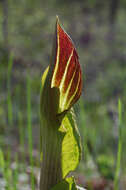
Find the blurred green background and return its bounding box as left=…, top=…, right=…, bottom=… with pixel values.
left=0, top=0, right=126, bottom=189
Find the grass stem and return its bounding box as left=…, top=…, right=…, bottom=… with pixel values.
left=114, top=99, right=123, bottom=190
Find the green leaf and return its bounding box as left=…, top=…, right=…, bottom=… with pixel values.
left=0, top=149, right=5, bottom=169
left=50, top=177, right=86, bottom=190
left=59, top=109, right=81, bottom=178
left=50, top=177, right=78, bottom=190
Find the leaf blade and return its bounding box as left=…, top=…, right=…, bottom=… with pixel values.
left=58, top=108, right=81, bottom=178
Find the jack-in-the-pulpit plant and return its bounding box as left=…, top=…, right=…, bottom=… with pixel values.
left=40, top=17, right=85, bottom=190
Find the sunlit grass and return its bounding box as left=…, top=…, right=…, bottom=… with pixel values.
left=18, top=111, right=25, bottom=165
left=114, top=99, right=123, bottom=190
left=27, top=75, right=35, bottom=190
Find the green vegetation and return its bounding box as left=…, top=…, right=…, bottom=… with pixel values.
left=114, top=100, right=123, bottom=190
left=0, top=0, right=126, bottom=189
left=40, top=18, right=83, bottom=190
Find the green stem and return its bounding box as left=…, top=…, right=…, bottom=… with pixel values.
left=40, top=120, right=63, bottom=190
left=114, top=99, right=122, bottom=190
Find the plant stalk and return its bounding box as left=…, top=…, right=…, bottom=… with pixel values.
left=40, top=118, right=63, bottom=190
